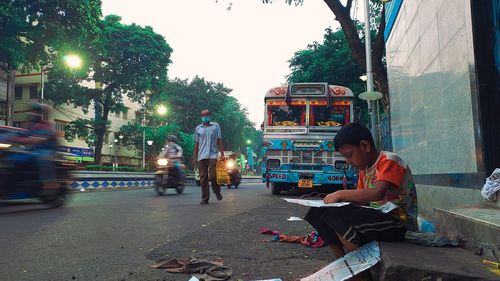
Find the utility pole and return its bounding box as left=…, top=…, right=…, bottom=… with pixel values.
left=363, top=0, right=377, bottom=143
left=142, top=95, right=146, bottom=169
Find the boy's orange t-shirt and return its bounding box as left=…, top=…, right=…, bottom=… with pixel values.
left=357, top=151, right=418, bottom=230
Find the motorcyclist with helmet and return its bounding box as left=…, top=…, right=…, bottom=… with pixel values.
left=6, top=103, right=58, bottom=189
left=161, top=135, right=185, bottom=184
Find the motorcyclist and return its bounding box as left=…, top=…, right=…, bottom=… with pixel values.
left=161, top=135, right=185, bottom=184
left=6, top=103, right=58, bottom=189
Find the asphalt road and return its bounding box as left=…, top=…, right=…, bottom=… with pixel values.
left=0, top=183, right=334, bottom=281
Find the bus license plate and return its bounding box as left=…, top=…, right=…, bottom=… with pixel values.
left=298, top=179, right=313, bottom=188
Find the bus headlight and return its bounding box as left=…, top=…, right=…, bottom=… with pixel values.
left=157, top=158, right=168, bottom=166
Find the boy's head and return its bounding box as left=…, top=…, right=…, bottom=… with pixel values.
left=333, top=122, right=377, bottom=170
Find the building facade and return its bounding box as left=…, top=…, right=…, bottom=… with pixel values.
left=385, top=0, right=500, bottom=211
left=13, top=70, right=142, bottom=166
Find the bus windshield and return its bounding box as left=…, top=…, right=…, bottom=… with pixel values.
left=267, top=101, right=306, bottom=126
left=309, top=100, right=350, bottom=126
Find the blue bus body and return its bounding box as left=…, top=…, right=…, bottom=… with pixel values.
left=261, top=83, right=357, bottom=194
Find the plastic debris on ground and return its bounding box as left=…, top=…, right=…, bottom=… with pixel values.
left=417, top=217, right=436, bottom=233
left=300, top=241, right=381, bottom=281
left=287, top=216, right=303, bottom=221
left=481, top=168, right=500, bottom=201
left=259, top=227, right=325, bottom=248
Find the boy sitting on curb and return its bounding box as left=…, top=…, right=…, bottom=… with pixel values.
left=305, top=122, right=418, bottom=258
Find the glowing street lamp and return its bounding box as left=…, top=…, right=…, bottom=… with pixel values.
left=147, top=140, right=154, bottom=146
left=246, top=139, right=252, bottom=145
left=64, top=54, right=82, bottom=69
left=157, top=105, right=167, bottom=116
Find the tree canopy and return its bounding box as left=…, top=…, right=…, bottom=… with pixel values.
left=0, top=0, right=102, bottom=70
left=130, top=76, right=262, bottom=168
left=45, top=15, right=173, bottom=164
left=287, top=26, right=368, bottom=123
left=263, top=0, right=389, bottom=113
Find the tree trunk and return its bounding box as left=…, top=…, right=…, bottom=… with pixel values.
left=93, top=94, right=111, bottom=165
left=323, top=0, right=390, bottom=114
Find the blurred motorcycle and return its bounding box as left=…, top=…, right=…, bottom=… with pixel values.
left=226, top=159, right=241, bottom=189
left=154, top=154, right=186, bottom=195
left=0, top=126, right=75, bottom=207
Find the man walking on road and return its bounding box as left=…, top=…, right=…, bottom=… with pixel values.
left=193, top=109, right=225, bottom=204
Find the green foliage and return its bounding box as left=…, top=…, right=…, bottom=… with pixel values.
left=45, top=15, right=173, bottom=164
left=287, top=27, right=369, bottom=123
left=63, top=118, right=98, bottom=148
left=147, top=77, right=262, bottom=158
left=85, top=165, right=146, bottom=172
left=0, top=0, right=102, bottom=70
left=151, top=76, right=229, bottom=133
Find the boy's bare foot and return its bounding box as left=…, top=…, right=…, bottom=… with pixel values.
left=329, top=244, right=346, bottom=259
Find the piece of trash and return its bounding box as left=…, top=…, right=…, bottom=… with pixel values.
left=192, top=249, right=197, bottom=252
left=481, top=168, right=500, bottom=201
left=80, top=188, right=86, bottom=192
left=251, top=279, right=282, bottom=281
left=188, top=276, right=200, bottom=281
left=287, top=216, right=303, bottom=221
left=301, top=241, right=381, bottom=281
left=483, top=259, right=500, bottom=268
left=201, top=224, right=207, bottom=227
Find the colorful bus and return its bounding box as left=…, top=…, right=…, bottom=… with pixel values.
left=261, top=83, right=356, bottom=194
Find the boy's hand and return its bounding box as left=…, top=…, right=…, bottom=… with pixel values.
left=323, top=192, right=341, bottom=204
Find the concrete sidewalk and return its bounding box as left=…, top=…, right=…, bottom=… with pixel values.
left=121, top=199, right=499, bottom=281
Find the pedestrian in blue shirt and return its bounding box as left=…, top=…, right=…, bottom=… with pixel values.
left=193, top=109, right=225, bottom=204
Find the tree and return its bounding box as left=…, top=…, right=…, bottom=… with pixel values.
left=148, top=76, right=262, bottom=163
left=151, top=76, right=229, bottom=133
left=287, top=26, right=369, bottom=123
left=45, top=15, right=173, bottom=164
left=264, top=0, right=389, bottom=113
left=0, top=0, right=101, bottom=70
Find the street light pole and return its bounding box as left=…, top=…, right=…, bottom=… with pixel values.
left=40, top=67, right=44, bottom=101
left=142, top=96, right=146, bottom=169
left=363, top=0, right=378, bottom=143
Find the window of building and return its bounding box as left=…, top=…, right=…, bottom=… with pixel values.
left=29, top=86, right=38, bottom=99
left=122, top=108, right=128, bottom=120
left=115, top=111, right=120, bottom=118
left=55, top=120, right=67, bottom=132
left=135, top=111, right=141, bottom=123
left=104, top=131, right=110, bottom=144
left=15, top=86, right=22, bottom=100
left=55, top=120, right=68, bottom=137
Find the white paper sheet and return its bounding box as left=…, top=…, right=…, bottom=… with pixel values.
left=282, top=198, right=350, bottom=208
left=361, top=201, right=399, bottom=214
left=188, top=277, right=200, bottom=281
left=300, top=241, right=381, bottom=281
left=287, top=216, right=304, bottom=221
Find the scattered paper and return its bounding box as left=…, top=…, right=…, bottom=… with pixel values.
left=283, top=198, right=399, bottom=214
left=282, top=198, right=350, bottom=208
left=361, top=202, right=399, bottom=214
left=188, top=277, right=200, bottom=281
left=287, top=216, right=304, bottom=221
left=300, top=241, right=381, bottom=281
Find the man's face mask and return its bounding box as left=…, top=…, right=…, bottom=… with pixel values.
left=201, top=116, right=210, bottom=123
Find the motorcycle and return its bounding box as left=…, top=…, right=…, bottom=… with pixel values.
left=226, top=160, right=241, bottom=189
left=154, top=156, right=186, bottom=195
left=0, top=127, right=75, bottom=207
